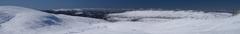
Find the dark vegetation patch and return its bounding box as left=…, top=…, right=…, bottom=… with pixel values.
left=40, top=8, right=235, bottom=20
left=40, top=9, right=133, bottom=20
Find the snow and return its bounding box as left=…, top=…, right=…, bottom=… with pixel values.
left=0, top=6, right=107, bottom=34
left=81, top=15, right=240, bottom=34
left=0, top=6, right=64, bottom=34
left=0, top=6, right=240, bottom=34
left=107, top=10, right=232, bottom=21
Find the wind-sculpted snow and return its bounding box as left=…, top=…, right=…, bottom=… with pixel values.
left=0, top=13, right=14, bottom=24
left=0, top=6, right=240, bottom=34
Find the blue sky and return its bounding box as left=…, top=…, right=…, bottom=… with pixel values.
left=0, top=0, right=239, bottom=9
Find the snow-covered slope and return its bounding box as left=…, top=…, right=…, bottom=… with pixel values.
left=0, top=6, right=63, bottom=34
left=81, top=14, right=240, bottom=34
left=0, top=6, right=240, bottom=34
left=0, top=6, right=108, bottom=34
left=80, top=16, right=240, bottom=34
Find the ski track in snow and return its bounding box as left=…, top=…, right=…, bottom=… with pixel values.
left=0, top=6, right=240, bottom=34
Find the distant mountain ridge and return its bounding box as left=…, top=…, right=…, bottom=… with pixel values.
left=40, top=8, right=236, bottom=20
